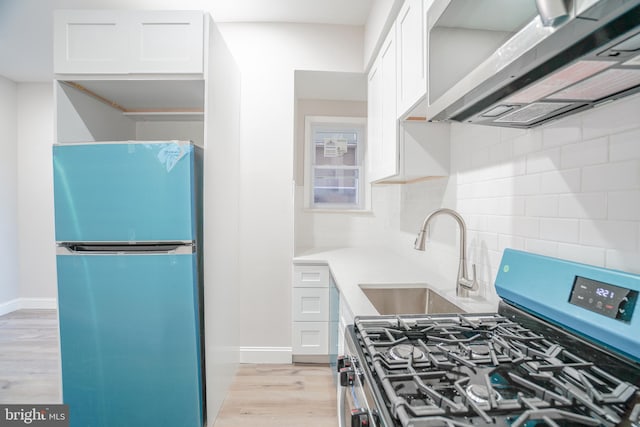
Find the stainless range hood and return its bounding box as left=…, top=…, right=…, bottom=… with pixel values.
left=426, top=0, right=640, bottom=128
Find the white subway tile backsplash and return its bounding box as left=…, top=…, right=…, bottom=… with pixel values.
left=500, top=127, right=527, bottom=142
left=512, top=131, right=543, bottom=156
left=539, top=169, right=581, bottom=194
left=557, top=243, right=605, bottom=267
left=580, top=220, right=638, bottom=250
left=540, top=218, right=580, bottom=243
left=466, top=214, right=489, bottom=231
left=514, top=217, right=540, bottom=238
left=525, top=239, right=559, bottom=257
left=489, top=141, right=513, bottom=163
left=606, top=249, right=640, bottom=274
left=526, top=149, right=561, bottom=174
left=525, top=195, right=559, bottom=217
left=610, top=128, right=640, bottom=161
left=498, top=234, right=525, bottom=252
left=511, top=174, right=541, bottom=195
left=473, top=197, right=526, bottom=216
left=560, top=137, right=608, bottom=169
left=558, top=193, right=607, bottom=219
left=582, top=94, right=640, bottom=140
left=542, top=117, right=582, bottom=147
left=582, top=160, right=640, bottom=192
left=476, top=231, right=499, bottom=251
left=608, top=190, right=640, bottom=221
left=471, top=147, right=491, bottom=168
left=486, top=216, right=514, bottom=235
left=392, top=94, right=640, bottom=283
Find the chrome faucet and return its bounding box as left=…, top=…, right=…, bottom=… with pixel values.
left=414, top=208, right=478, bottom=297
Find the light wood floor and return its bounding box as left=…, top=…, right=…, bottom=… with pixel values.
left=213, top=364, right=338, bottom=427
left=0, top=310, right=338, bottom=426
left=0, top=309, right=61, bottom=403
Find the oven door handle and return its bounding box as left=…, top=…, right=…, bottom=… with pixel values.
left=338, top=385, right=346, bottom=427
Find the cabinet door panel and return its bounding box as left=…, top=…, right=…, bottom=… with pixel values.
left=293, top=288, right=329, bottom=322
left=54, top=10, right=204, bottom=75
left=368, top=27, right=399, bottom=183
left=293, top=265, right=330, bottom=288
left=367, top=61, right=383, bottom=182
left=54, top=11, right=128, bottom=74
left=292, top=322, right=329, bottom=355
left=397, top=0, right=426, bottom=115
left=380, top=29, right=399, bottom=180
left=130, top=11, right=204, bottom=73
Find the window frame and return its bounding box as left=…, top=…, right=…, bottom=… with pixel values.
left=303, top=116, right=369, bottom=211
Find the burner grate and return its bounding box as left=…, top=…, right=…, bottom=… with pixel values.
left=353, top=314, right=639, bottom=427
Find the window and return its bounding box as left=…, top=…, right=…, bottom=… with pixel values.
left=304, top=116, right=368, bottom=210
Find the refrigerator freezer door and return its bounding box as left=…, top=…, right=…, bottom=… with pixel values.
left=53, top=141, right=197, bottom=242
left=56, top=252, right=203, bottom=427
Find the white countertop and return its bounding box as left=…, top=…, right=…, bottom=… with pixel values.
left=294, top=247, right=500, bottom=317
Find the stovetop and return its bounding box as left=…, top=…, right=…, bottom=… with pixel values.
left=351, top=310, right=640, bottom=427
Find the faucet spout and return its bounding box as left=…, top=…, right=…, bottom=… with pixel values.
left=414, top=208, right=478, bottom=297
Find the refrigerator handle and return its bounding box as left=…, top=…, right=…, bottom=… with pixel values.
left=56, top=242, right=195, bottom=255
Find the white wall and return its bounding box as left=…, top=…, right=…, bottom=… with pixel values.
left=294, top=99, right=376, bottom=252
left=217, top=22, right=364, bottom=362
left=17, top=83, right=57, bottom=303
left=0, top=76, right=19, bottom=313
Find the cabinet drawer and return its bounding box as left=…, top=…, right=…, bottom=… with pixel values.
left=293, top=265, right=329, bottom=288
left=292, top=288, right=329, bottom=322
left=292, top=322, right=328, bottom=355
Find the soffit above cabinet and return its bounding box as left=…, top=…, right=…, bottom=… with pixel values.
left=60, top=79, right=205, bottom=121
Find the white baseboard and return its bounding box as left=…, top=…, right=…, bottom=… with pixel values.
left=239, top=346, right=292, bottom=364
left=0, top=299, right=21, bottom=316
left=0, top=297, right=57, bottom=316
left=20, top=298, right=58, bottom=310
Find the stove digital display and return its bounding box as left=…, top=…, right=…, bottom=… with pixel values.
left=569, top=276, right=638, bottom=322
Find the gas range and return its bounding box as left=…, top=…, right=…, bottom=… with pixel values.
left=339, top=250, right=640, bottom=427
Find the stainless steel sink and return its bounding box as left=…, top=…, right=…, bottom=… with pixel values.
left=359, top=284, right=465, bottom=315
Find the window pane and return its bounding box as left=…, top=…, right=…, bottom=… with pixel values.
left=313, top=168, right=359, bottom=205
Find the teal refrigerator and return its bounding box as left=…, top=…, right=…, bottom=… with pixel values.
left=52, top=141, right=204, bottom=427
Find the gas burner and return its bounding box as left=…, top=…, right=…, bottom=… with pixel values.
left=465, top=384, right=502, bottom=404
left=389, top=344, right=425, bottom=361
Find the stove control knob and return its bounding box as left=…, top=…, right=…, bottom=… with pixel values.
left=337, top=355, right=352, bottom=371
left=339, top=367, right=356, bottom=386
left=351, top=409, right=370, bottom=427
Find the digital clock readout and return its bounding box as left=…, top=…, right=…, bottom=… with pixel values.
left=569, top=276, right=637, bottom=323
left=595, top=287, right=614, bottom=298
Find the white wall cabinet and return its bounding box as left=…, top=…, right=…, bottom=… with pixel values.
left=396, top=0, right=426, bottom=116
left=292, top=264, right=339, bottom=362
left=368, top=26, right=399, bottom=183
left=367, top=0, right=449, bottom=183
left=54, top=10, right=204, bottom=75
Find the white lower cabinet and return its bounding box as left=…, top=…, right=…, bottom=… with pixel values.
left=292, top=264, right=339, bottom=363
left=292, top=322, right=329, bottom=355
left=293, top=287, right=329, bottom=322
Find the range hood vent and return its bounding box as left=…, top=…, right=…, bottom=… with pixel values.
left=429, top=0, right=640, bottom=128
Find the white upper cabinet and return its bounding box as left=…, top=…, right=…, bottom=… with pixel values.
left=368, top=26, right=399, bottom=183
left=367, top=0, right=450, bottom=183
left=54, top=11, right=204, bottom=75
left=396, top=0, right=426, bottom=117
